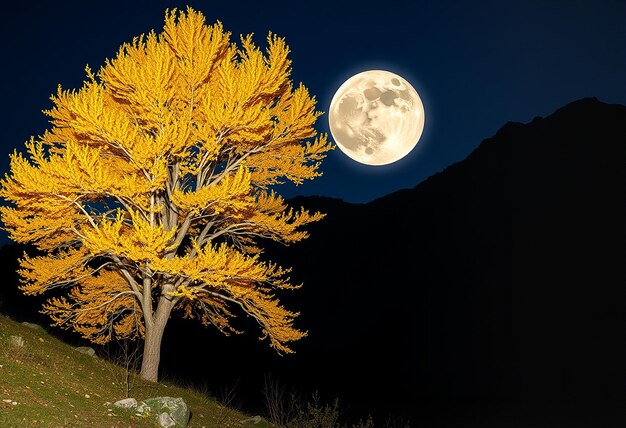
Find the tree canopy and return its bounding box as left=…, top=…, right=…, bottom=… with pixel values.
left=0, top=7, right=332, bottom=379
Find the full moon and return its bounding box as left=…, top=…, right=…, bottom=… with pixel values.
left=328, top=70, right=425, bottom=166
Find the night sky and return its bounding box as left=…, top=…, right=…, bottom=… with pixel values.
left=0, top=1, right=624, bottom=203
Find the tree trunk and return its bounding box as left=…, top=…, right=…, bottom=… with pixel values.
left=140, top=296, right=174, bottom=382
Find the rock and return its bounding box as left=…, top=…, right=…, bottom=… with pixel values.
left=135, top=401, right=151, bottom=414
left=9, top=335, right=25, bottom=347
left=113, top=398, right=137, bottom=409
left=157, top=412, right=176, bottom=427
left=74, top=346, right=96, bottom=357
left=123, top=397, right=189, bottom=426
left=142, top=397, right=189, bottom=427
left=240, top=415, right=269, bottom=426
left=21, top=322, right=44, bottom=331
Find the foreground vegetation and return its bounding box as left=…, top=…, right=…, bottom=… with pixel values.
left=0, top=314, right=260, bottom=427
left=0, top=314, right=409, bottom=427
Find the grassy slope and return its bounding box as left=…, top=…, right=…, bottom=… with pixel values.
left=0, top=314, right=267, bottom=427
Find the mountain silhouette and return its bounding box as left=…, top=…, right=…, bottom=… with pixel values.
left=0, top=97, right=624, bottom=426
left=263, top=97, right=626, bottom=426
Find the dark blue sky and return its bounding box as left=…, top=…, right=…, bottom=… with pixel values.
left=0, top=0, right=624, bottom=205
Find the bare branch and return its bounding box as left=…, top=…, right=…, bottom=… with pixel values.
left=59, top=195, right=98, bottom=229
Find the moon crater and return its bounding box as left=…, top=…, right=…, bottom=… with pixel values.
left=329, top=70, right=425, bottom=165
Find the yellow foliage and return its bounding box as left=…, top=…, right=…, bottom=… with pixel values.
left=44, top=269, right=143, bottom=343
left=0, top=7, right=331, bottom=351
left=171, top=164, right=253, bottom=215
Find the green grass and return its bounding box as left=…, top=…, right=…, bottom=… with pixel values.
left=0, top=314, right=266, bottom=427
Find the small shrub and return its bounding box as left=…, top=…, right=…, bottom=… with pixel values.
left=262, top=373, right=411, bottom=428
left=99, top=338, right=142, bottom=398
left=214, top=378, right=241, bottom=426
left=286, top=392, right=340, bottom=428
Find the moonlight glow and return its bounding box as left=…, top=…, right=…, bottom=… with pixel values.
left=329, top=70, right=425, bottom=166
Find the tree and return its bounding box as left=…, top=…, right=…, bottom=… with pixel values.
left=0, top=7, right=332, bottom=382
